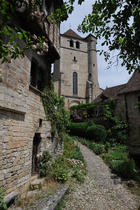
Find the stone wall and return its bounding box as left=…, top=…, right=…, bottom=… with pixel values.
left=116, top=92, right=140, bottom=156
left=0, top=55, right=61, bottom=195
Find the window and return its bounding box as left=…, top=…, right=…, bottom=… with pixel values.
left=70, top=40, right=74, bottom=47
left=73, top=56, right=77, bottom=62
left=30, top=59, right=44, bottom=91
left=73, top=72, right=78, bottom=95
left=76, top=41, right=80, bottom=49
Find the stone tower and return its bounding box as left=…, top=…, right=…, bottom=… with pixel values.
left=54, top=29, right=102, bottom=108
left=85, top=34, right=101, bottom=102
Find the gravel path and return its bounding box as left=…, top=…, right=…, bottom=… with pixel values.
left=62, top=143, right=140, bottom=210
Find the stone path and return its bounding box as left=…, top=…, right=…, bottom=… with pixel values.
left=62, top=143, right=140, bottom=210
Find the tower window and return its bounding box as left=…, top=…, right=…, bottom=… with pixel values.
left=73, top=72, right=78, bottom=95
left=73, top=56, right=77, bottom=62
left=70, top=40, right=74, bottom=47
left=76, top=41, right=80, bottom=49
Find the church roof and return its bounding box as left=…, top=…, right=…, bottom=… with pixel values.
left=61, top=29, right=84, bottom=40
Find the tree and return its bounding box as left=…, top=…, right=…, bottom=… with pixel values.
left=62, top=0, right=140, bottom=73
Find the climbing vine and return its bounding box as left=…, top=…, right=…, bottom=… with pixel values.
left=42, top=82, right=69, bottom=139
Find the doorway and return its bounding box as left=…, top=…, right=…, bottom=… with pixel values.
left=32, top=133, right=41, bottom=175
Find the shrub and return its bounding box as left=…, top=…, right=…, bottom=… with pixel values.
left=90, top=143, right=106, bottom=155
left=69, top=122, right=88, bottom=137
left=72, top=168, right=85, bottom=183
left=38, top=151, right=52, bottom=178
left=53, top=167, right=69, bottom=183
left=63, top=135, right=85, bottom=162
left=110, top=159, right=136, bottom=179
left=86, top=124, right=107, bottom=142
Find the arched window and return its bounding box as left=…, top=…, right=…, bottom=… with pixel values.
left=73, top=72, right=78, bottom=95
left=76, top=41, right=80, bottom=49
left=70, top=39, right=74, bottom=47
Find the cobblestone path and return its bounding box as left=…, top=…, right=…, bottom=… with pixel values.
left=62, top=143, right=140, bottom=210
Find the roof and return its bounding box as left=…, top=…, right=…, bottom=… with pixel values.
left=119, top=71, right=140, bottom=94
left=61, top=29, right=97, bottom=42
left=94, top=84, right=126, bottom=103
left=61, top=29, right=83, bottom=40
left=94, top=70, right=140, bottom=103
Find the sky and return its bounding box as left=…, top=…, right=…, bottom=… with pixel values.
left=60, top=0, right=132, bottom=89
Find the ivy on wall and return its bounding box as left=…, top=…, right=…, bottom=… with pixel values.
left=42, top=82, right=69, bottom=139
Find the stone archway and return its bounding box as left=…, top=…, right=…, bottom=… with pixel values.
left=32, top=133, right=41, bottom=175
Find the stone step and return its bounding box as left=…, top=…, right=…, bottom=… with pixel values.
left=30, top=178, right=45, bottom=190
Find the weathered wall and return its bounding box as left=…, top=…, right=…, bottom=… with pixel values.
left=0, top=55, right=61, bottom=195
left=125, top=92, right=140, bottom=155
left=116, top=92, right=140, bottom=156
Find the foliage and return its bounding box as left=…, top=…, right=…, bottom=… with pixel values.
left=0, top=1, right=43, bottom=63
left=69, top=121, right=107, bottom=142
left=39, top=135, right=86, bottom=183
left=53, top=166, right=69, bottom=183
left=101, top=145, right=138, bottom=179
left=0, top=0, right=67, bottom=63
left=72, top=167, right=85, bottom=183
left=0, top=188, right=7, bottom=210
left=70, top=102, right=127, bottom=144
left=103, top=104, right=127, bottom=144
left=77, top=0, right=140, bottom=73
left=90, top=143, right=106, bottom=155
left=55, top=0, right=140, bottom=73
left=110, top=159, right=136, bottom=179
left=63, top=136, right=84, bottom=162
left=86, top=123, right=107, bottom=142
left=76, top=137, right=106, bottom=155
left=42, top=83, right=69, bottom=138
left=38, top=151, right=52, bottom=178
left=77, top=136, right=139, bottom=181
left=68, top=122, right=88, bottom=138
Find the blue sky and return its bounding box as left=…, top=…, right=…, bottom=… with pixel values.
left=60, top=0, right=132, bottom=89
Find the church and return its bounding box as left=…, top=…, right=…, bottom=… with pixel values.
left=54, top=29, right=102, bottom=108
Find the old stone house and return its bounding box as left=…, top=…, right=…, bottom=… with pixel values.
left=54, top=29, right=102, bottom=108
left=0, top=0, right=63, bottom=195
left=94, top=71, right=140, bottom=162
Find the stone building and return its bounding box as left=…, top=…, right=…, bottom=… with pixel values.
left=54, top=29, right=102, bottom=108
left=94, top=71, right=140, bottom=162
left=0, top=0, right=63, bottom=195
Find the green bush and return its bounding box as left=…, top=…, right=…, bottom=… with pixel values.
left=38, top=151, right=52, bottom=177
left=72, top=168, right=85, bottom=183
left=86, top=124, right=107, bottom=142
left=63, top=135, right=85, bottom=162
left=53, top=167, right=69, bottom=183
left=75, top=137, right=105, bottom=155
left=69, top=122, right=88, bottom=137
left=90, top=143, right=106, bottom=155
left=110, top=159, right=136, bottom=179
